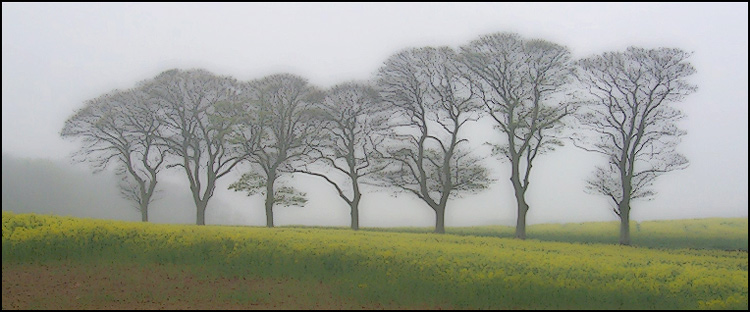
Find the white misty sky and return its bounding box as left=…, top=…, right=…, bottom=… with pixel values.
left=2, top=3, right=747, bottom=226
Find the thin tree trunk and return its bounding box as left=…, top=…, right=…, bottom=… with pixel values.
left=511, top=156, right=529, bottom=239
left=619, top=201, right=631, bottom=245
left=265, top=173, right=276, bottom=228
left=619, top=158, right=632, bottom=245
left=265, top=193, right=274, bottom=228
left=350, top=196, right=360, bottom=231
left=350, top=176, right=361, bottom=230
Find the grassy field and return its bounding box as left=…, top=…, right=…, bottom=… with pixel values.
left=2, top=211, right=747, bottom=309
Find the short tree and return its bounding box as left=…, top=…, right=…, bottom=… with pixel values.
left=61, top=88, right=166, bottom=221
left=572, top=47, right=697, bottom=245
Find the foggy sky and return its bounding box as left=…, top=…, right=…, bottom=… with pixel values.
left=2, top=3, right=747, bottom=227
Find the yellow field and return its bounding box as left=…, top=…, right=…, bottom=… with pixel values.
left=2, top=211, right=747, bottom=309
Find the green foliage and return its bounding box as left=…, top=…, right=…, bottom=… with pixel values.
left=228, top=172, right=307, bottom=207
left=273, top=186, right=307, bottom=207
left=228, top=172, right=265, bottom=197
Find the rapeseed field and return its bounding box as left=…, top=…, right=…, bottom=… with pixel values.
left=2, top=211, right=747, bottom=309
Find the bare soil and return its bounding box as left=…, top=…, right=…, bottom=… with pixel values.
left=3, top=262, right=431, bottom=310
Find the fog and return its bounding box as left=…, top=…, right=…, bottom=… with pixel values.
left=2, top=3, right=747, bottom=227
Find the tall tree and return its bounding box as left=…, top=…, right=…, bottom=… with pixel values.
left=293, top=82, right=388, bottom=230
left=572, top=47, right=697, bottom=245
left=376, top=47, right=491, bottom=234
left=229, top=74, right=321, bottom=227
left=61, top=88, right=166, bottom=221
left=460, top=32, right=573, bottom=239
left=144, top=68, right=246, bottom=225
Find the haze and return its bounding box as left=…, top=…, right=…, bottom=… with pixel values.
left=2, top=3, right=747, bottom=227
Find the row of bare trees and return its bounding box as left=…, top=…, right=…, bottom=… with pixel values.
left=61, top=32, right=696, bottom=245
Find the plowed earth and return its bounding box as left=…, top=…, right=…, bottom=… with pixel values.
left=2, top=263, right=441, bottom=310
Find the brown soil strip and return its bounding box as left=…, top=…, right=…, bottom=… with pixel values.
left=3, top=262, right=426, bottom=310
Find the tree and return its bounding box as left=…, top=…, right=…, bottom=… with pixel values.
left=460, top=32, right=573, bottom=239
left=229, top=74, right=321, bottom=227
left=61, top=88, right=166, bottom=222
left=376, top=47, right=492, bottom=234
left=572, top=47, right=697, bottom=245
left=144, top=68, right=246, bottom=225
left=293, top=82, right=389, bottom=230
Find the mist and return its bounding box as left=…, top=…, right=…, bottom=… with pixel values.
left=2, top=3, right=747, bottom=227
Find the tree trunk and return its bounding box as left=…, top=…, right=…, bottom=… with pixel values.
left=619, top=157, right=632, bottom=245
left=196, top=201, right=207, bottom=225
left=511, top=163, right=529, bottom=239
left=265, top=173, right=276, bottom=228
left=514, top=195, right=529, bottom=240
left=434, top=206, right=446, bottom=234
left=350, top=195, right=360, bottom=231
left=350, top=178, right=361, bottom=231
left=140, top=204, right=148, bottom=222
left=140, top=187, right=155, bottom=222
left=619, top=200, right=631, bottom=245
left=265, top=193, right=274, bottom=228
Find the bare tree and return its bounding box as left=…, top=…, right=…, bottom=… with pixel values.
left=144, top=69, right=246, bottom=225
left=293, top=82, right=388, bottom=230
left=229, top=74, right=322, bottom=227
left=460, top=32, right=573, bottom=239
left=572, top=47, right=697, bottom=245
left=376, top=47, right=491, bottom=234
left=61, top=88, right=166, bottom=222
